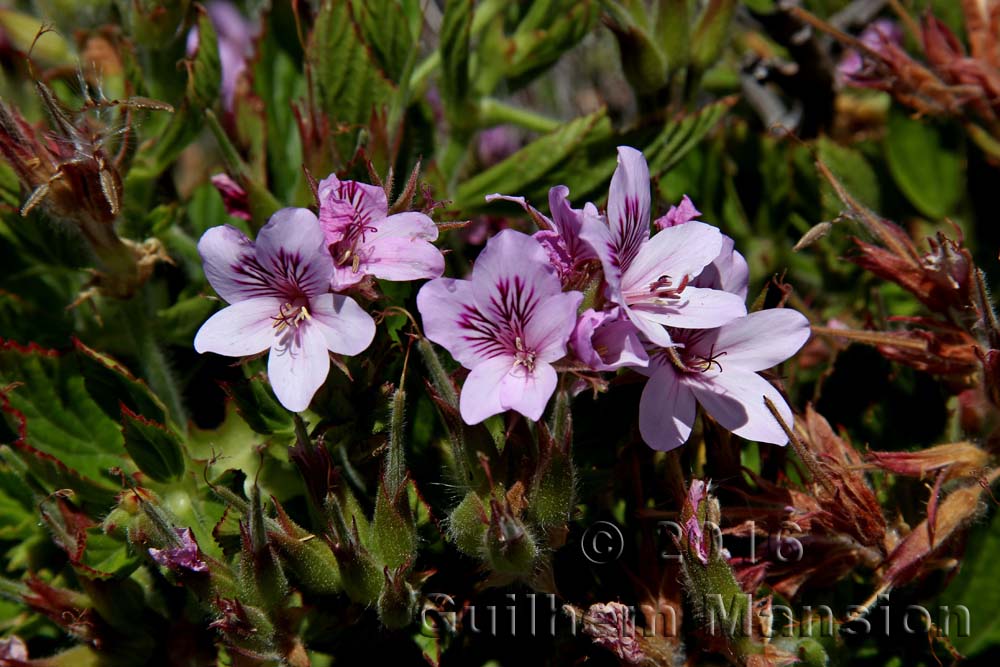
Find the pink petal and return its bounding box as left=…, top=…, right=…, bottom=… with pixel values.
left=692, top=235, right=749, bottom=300
left=459, top=356, right=515, bottom=424
left=621, top=221, right=723, bottom=295
left=686, top=369, right=792, bottom=445
left=368, top=211, right=439, bottom=242
left=309, top=293, right=376, bottom=356
left=470, top=230, right=562, bottom=326
left=523, top=291, right=583, bottom=363
left=632, top=286, right=746, bottom=330
left=607, top=146, right=651, bottom=273
left=417, top=277, right=497, bottom=368
left=268, top=320, right=331, bottom=412
left=194, top=297, right=282, bottom=356
left=255, top=208, right=332, bottom=297
left=548, top=185, right=597, bottom=262
left=654, top=195, right=701, bottom=230
left=499, top=361, right=558, bottom=422
left=590, top=317, right=649, bottom=369
left=485, top=193, right=554, bottom=230
left=709, top=309, right=811, bottom=372
left=639, top=364, right=697, bottom=451
left=317, top=174, right=389, bottom=242
left=361, top=236, right=445, bottom=282
left=197, top=225, right=267, bottom=302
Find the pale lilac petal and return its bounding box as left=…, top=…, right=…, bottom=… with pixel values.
left=579, top=212, right=622, bottom=299
left=632, top=286, right=746, bottom=330
left=197, top=225, right=269, bottom=302
left=470, top=230, right=561, bottom=326
left=255, top=208, right=333, bottom=297
left=268, top=321, right=331, bottom=412
left=708, top=309, right=811, bottom=372
left=686, top=370, right=791, bottom=445
left=330, top=264, right=365, bottom=290
left=625, top=306, right=676, bottom=348
left=361, top=236, right=445, bottom=281
left=654, top=195, right=701, bottom=230
left=210, top=174, right=251, bottom=221
left=309, top=293, right=376, bottom=356
left=499, top=361, right=558, bottom=421
left=194, top=297, right=282, bottom=356
left=367, top=211, right=439, bottom=241
left=418, top=278, right=498, bottom=367
left=460, top=356, right=515, bottom=424
left=591, top=317, right=650, bottom=369
left=572, top=309, right=648, bottom=370
left=317, top=174, right=389, bottom=241
left=533, top=230, right=574, bottom=278
left=639, top=364, right=697, bottom=451
left=621, top=221, right=723, bottom=296
left=607, top=146, right=651, bottom=273
left=692, top=235, right=749, bottom=300
left=524, top=291, right=583, bottom=362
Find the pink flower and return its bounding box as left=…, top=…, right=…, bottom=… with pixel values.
left=187, top=1, right=258, bottom=111
left=691, top=234, right=751, bottom=301
left=579, top=147, right=746, bottom=347
left=210, top=173, right=251, bottom=221
left=838, top=19, right=904, bottom=87
left=148, top=528, right=208, bottom=573
left=487, top=186, right=599, bottom=284
left=417, top=230, right=583, bottom=424
left=654, top=194, right=701, bottom=229
left=194, top=208, right=376, bottom=412
left=317, top=174, right=445, bottom=289
left=570, top=307, right=648, bottom=371
left=637, top=309, right=811, bottom=451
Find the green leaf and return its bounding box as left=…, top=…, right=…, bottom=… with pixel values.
left=308, top=0, right=395, bottom=128
left=219, top=375, right=293, bottom=437
left=645, top=96, right=736, bottom=176
left=453, top=109, right=611, bottom=213
left=816, top=136, right=880, bottom=217
left=502, top=1, right=599, bottom=90
left=885, top=106, right=963, bottom=220
left=349, top=0, right=418, bottom=82
left=0, top=342, right=124, bottom=510
left=937, top=510, right=1000, bottom=656
left=439, top=0, right=474, bottom=122
left=120, top=406, right=185, bottom=484
left=73, top=339, right=169, bottom=428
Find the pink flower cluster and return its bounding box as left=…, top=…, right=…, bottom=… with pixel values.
left=418, top=147, right=811, bottom=451
left=194, top=174, right=444, bottom=412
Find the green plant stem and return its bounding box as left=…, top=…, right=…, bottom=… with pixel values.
left=478, top=98, right=561, bottom=133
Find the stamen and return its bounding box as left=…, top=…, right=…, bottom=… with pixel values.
left=513, top=336, right=537, bottom=372
left=271, top=302, right=311, bottom=332
left=648, top=274, right=689, bottom=299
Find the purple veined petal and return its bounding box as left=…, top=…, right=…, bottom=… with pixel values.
left=417, top=277, right=500, bottom=368
left=194, top=297, right=282, bottom=356
left=499, top=360, right=558, bottom=422
left=578, top=211, right=624, bottom=302
left=523, top=290, right=583, bottom=362
left=548, top=185, right=598, bottom=262
left=607, top=146, right=652, bottom=274
left=570, top=309, right=605, bottom=368
left=632, top=286, right=747, bottom=330
left=621, top=221, right=723, bottom=297
left=360, top=236, right=446, bottom=282
left=197, top=224, right=272, bottom=302
left=459, top=355, right=515, bottom=424
left=367, top=211, right=440, bottom=242
left=317, top=173, right=389, bottom=237
left=686, top=369, right=792, bottom=445
left=309, top=293, right=376, bottom=356
left=707, top=309, right=811, bottom=372
left=485, top=193, right=555, bottom=230
left=639, top=363, right=697, bottom=451
left=533, top=230, right=575, bottom=278
left=267, top=319, right=331, bottom=412
left=591, top=317, right=650, bottom=369
left=470, top=230, right=562, bottom=328
left=255, top=208, right=333, bottom=297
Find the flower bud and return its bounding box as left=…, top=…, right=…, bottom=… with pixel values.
left=484, top=498, right=538, bottom=576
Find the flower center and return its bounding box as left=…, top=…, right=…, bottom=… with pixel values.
left=648, top=273, right=689, bottom=299
left=513, top=336, right=537, bottom=373
left=272, top=300, right=311, bottom=333
left=661, top=344, right=726, bottom=374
